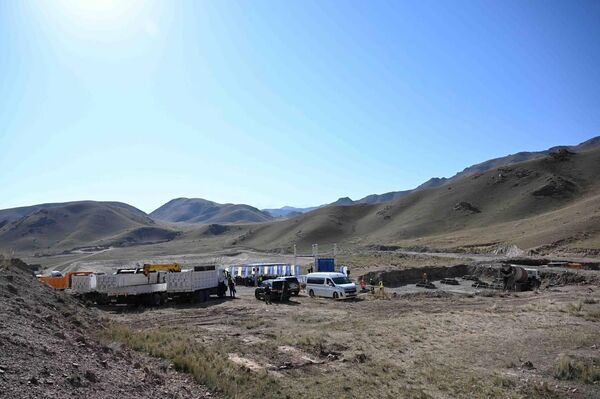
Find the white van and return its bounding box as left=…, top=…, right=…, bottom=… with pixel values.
left=305, top=272, right=357, bottom=299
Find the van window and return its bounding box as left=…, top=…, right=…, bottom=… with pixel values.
left=307, top=277, right=325, bottom=285
left=332, top=276, right=351, bottom=285
left=326, top=279, right=335, bottom=287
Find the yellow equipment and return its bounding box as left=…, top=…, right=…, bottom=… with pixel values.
left=142, top=263, right=181, bottom=275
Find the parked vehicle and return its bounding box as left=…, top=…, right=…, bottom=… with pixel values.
left=255, top=279, right=291, bottom=302
left=305, top=272, right=357, bottom=299
left=166, top=265, right=227, bottom=302
left=279, top=276, right=300, bottom=296
left=94, top=267, right=169, bottom=305
left=71, top=264, right=227, bottom=306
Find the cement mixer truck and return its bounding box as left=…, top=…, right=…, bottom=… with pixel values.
left=501, top=264, right=541, bottom=291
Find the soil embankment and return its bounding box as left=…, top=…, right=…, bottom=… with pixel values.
left=361, top=262, right=600, bottom=288
left=0, top=256, right=215, bottom=399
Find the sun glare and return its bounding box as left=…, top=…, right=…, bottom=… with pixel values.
left=33, top=0, right=161, bottom=42
left=53, top=0, right=143, bottom=21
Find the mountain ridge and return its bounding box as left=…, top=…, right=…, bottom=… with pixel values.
left=150, top=197, right=273, bottom=224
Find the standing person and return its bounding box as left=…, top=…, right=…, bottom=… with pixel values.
left=500, top=264, right=515, bottom=291
left=346, top=268, right=350, bottom=278
left=228, top=276, right=236, bottom=298
left=281, top=280, right=289, bottom=302
left=253, top=268, right=258, bottom=287
left=359, top=277, right=366, bottom=292
left=378, top=280, right=385, bottom=299
left=263, top=283, right=272, bottom=305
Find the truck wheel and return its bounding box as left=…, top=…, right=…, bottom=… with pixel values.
left=97, top=294, right=109, bottom=306
left=196, top=291, right=207, bottom=303
left=309, top=289, right=315, bottom=297
left=151, top=293, right=162, bottom=307
left=333, top=292, right=339, bottom=299
left=255, top=290, right=261, bottom=300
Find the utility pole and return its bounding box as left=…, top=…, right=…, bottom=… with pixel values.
left=293, top=244, right=297, bottom=268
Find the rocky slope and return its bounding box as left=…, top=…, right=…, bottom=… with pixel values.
left=0, top=256, right=214, bottom=398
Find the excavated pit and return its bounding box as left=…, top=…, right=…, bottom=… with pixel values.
left=361, top=262, right=600, bottom=288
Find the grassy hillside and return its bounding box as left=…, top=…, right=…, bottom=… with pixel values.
left=0, top=201, right=178, bottom=253
left=150, top=198, right=273, bottom=224
left=342, top=135, right=600, bottom=206
left=239, top=148, right=600, bottom=253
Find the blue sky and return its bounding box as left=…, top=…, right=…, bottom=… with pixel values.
left=1, top=0, right=599, bottom=213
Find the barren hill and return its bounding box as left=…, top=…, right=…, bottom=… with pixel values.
left=150, top=198, right=273, bottom=224
left=239, top=147, right=600, bottom=254
left=330, top=135, right=600, bottom=207
left=0, top=201, right=178, bottom=252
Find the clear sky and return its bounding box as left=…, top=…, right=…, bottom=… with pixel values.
left=1, top=0, right=599, bottom=213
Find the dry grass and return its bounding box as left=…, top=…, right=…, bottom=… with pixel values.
left=553, top=354, right=600, bottom=384
left=100, top=324, right=285, bottom=399
left=565, top=300, right=584, bottom=315
left=564, top=299, right=600, bottom=322
left=584, top=309, right=600, bottom=321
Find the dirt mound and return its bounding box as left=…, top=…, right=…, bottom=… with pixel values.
left=0, top=257, right=213, bottom=399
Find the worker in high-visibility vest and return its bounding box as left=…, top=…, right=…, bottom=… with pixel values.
left=378, top=280, right=384, bottom=298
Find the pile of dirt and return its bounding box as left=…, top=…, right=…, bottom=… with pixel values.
left=0, top=256, right=214, bottom=399
left=492, top=244, right=525, bottom=257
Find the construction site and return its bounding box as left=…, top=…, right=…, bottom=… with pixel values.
left=2, top=2, right=600, bottom=397
left=2, top=242, right=599, bottom=399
